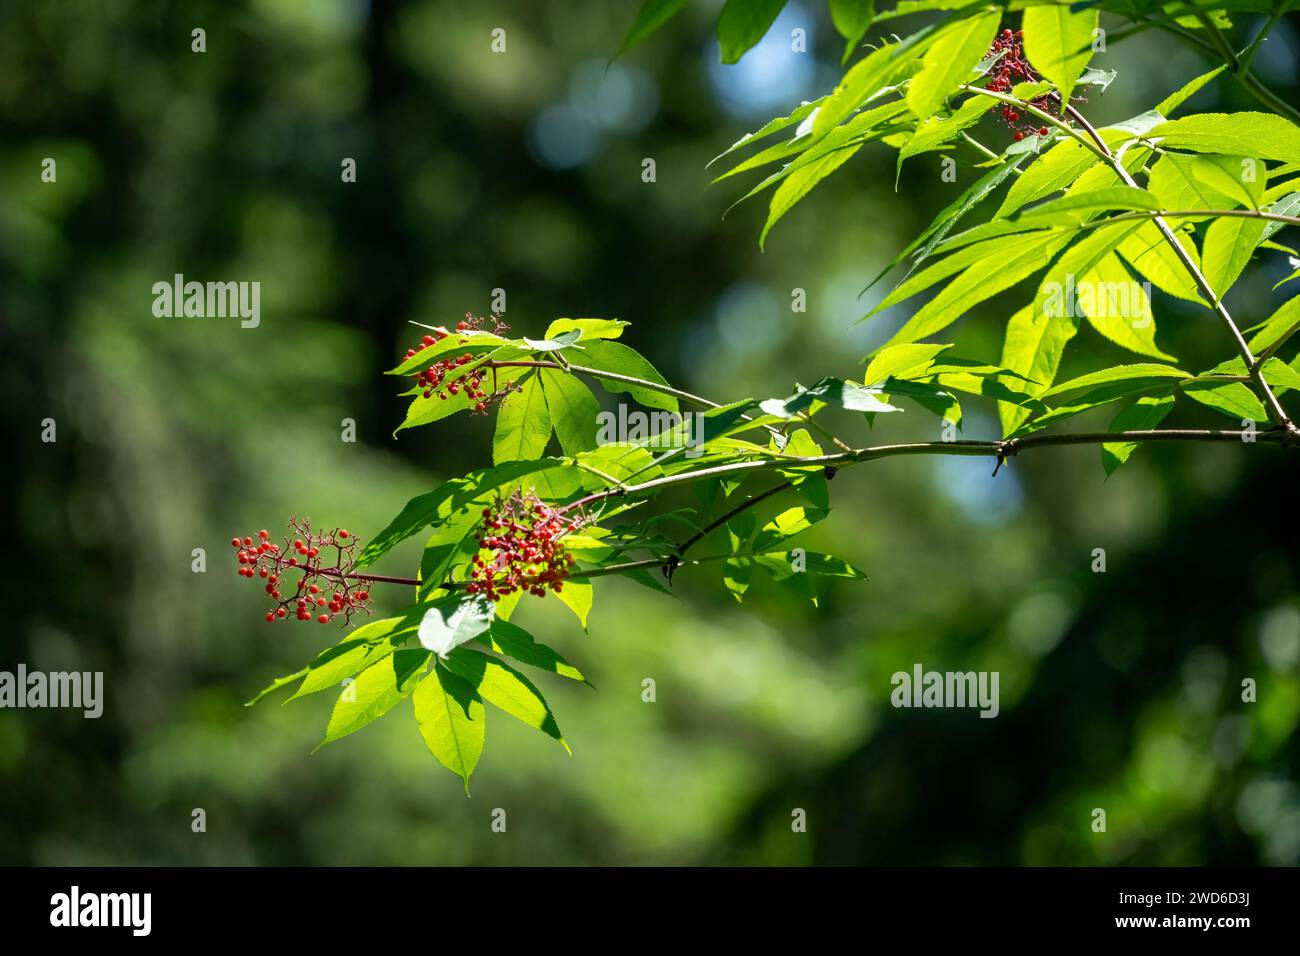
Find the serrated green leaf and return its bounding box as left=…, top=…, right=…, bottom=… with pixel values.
left=553, top=578, right=593, bottom=630
left=905, top=9, right=1001, bottom=121
left=1190, top=154, right=1264, bottom=209
left=539, top=369, right=601, bottom=457
left=359, top=459, right=575, bottom=567
left=1102, top=391, right=1176, bottom=475
left=1146, top=153, right=1231, bottom=224
left=443, top=649, right=569, bottom=752
left=761, top=143, right=864, bottom=248
left=1042, top=363, right=1189, bottom=398
left=814, top=25, right=936, bottom=139
left=1022, top=5, right=1098, bottom=111
left=318, top=648, right=431, bottom=748
left=493, top=373, right=552, bottom=463
left=897, top=94, right=998, bottom=173
left=1150, top=112, right=1300, bottom=164
left=1203, top=215, right=1267, bottom=301
left=579, top=340, right=679, bottom=412
left=544, top=318, right=628, bottom=341
left=477, top=618, right=587, bottom=683
left=412, top=664, right=485, bottom=794
left=997, top=139, right=1098, bottom=218
left=1076, top=252, right=1175, bottom=361
left=998, top=302, right=1078, bottom=437
left=1246, top=295, right=1300, bottom=355
left=864, top=342, right=952, bottom=383
left=1117, top=220, right=1205, bottom=303
left=245, top=668, right=308, bottom=707
left=1155, top=65, right=1225, bottom=117
left=1183, top=380, right=1267, bottom=422
left=875, top=228, right=1072, bottom=348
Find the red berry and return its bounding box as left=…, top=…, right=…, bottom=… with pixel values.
left=1014, top=131, right=1024, bottom=141
left=318, top=615, right=329, bottom=623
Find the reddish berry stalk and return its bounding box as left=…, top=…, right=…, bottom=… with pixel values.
left=233, top=518, right=379, bottom=625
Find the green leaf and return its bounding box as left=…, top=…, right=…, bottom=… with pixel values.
left=863, top=153, right=1027, bottom=294
left=443, top=649, right=569, bottom=752
left=412, top=664, right=485, bottom=794
left=540, top=369, right=601, bottom=456
left=1146, top=153, right=1232, bottom=223
left=1117, top=220, right=1205, bottom=303
left=1203, top=215, right=1267, bottom=301
left=1102, top=392, right=1176, bottom=475
left=388, top=331, right=509, bottom=376
left=615, top=0, right=690, bottom=58
left=1155, top=65, right=1225, bottom=117
left=813, top=26, right=936, bottom=140
left=522, top=329, right=584, bottom=352
left=544, top=318, right=628, bottom=341
left=708, top=98, right=827, bottom=168
left=1190, top=155, right=1264, bottom=209
left=897, top=94, right=998, bottom=172
left=1246, top=295, right=1300, bottom=354
left=875, top=229, right=1072, bottom=349
left=754, top=505, right=827, bottom=549
left=905, top=9, right=1001, bottom=121
left=828, top=0, right=875, bottom=63
left=878, top=377, right=962, bottom=425
left=761, top=143, right=864, bottom=248
left=418, top=594, right=495, bottom=659
left=998, top=302, right=1078, bottom=437
left=245, top=668, right=307, bottom=707
left=1076, top=252, right=1175, bottom=361
left=318, top=648, right=431, bottom=749
left=1041, top=363, right=1189, bottom=399
left=553, top=578, right=593, bottom=630
left=1183, top=381, right=1268, bottom=423
left=359, top=459, right=573, bottom=567
left=997, top=139, right=1098, bottom=218
left=1022, top=4, right=1098, bottom=111
left=579, top=340, right=679, bottom=412
left=864, top=342, right=952, bottom=383
left=477, top=618, right=587, bottom=683
left=723, top=556, right=753, bottom=602
left=716, top=0, right=787, bottom=64
left=1149, top=112, right=1300, bottom=164
left=493, top=373, right=552, bottom=463
left=761, top=376, right=900, bottom=417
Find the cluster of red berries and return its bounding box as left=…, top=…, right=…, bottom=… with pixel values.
left=984, top=28, right=1053, bottom=141
left=232, top=518, right=371, bottom=625
left=465, top=491, right=586, bottom=602
left=402, top=313, right=516, bottom=414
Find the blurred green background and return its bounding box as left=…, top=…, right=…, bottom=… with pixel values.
left=3, top=0, right=1299, bottom=865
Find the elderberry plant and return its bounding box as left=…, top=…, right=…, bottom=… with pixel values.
left=248, top=2, right=1300, bottom=791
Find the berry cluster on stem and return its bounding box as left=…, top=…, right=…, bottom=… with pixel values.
left=466, top=491, right=588, bottom=602
left=403, top=312, right=518, bottom=413
left=984, top=28, right=1061, bottom=141
left=232, top=518, right=373, bottom=625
